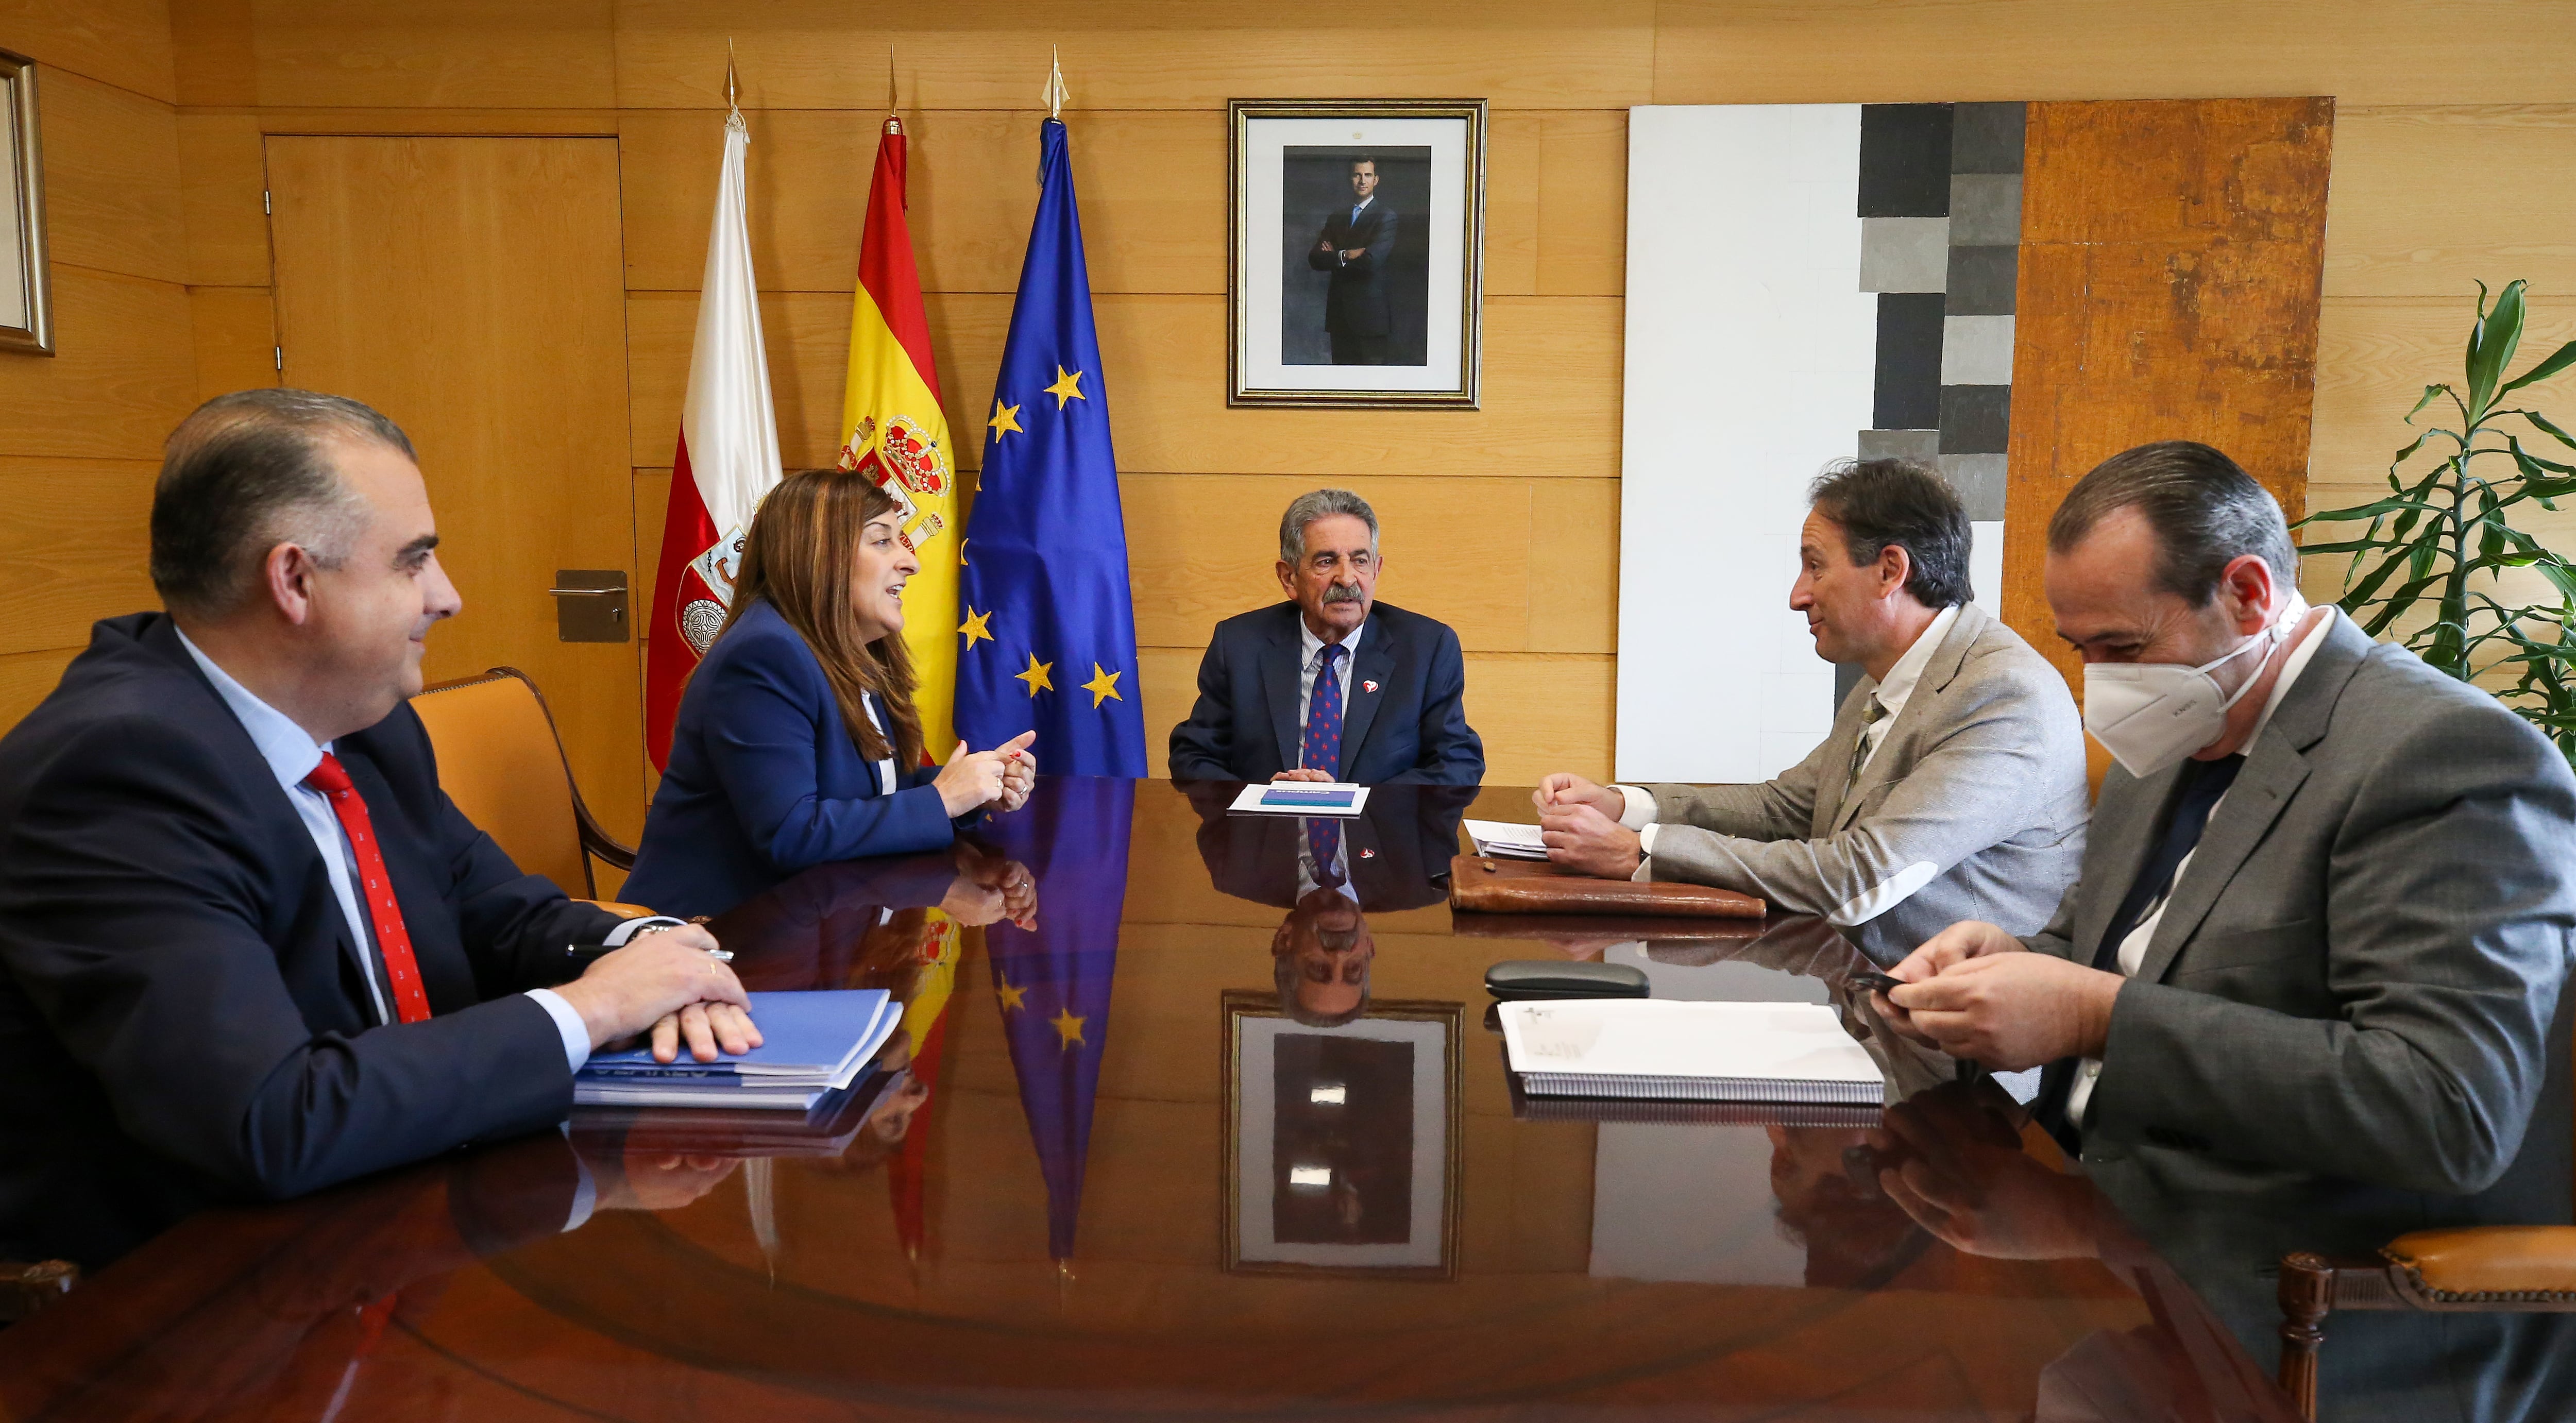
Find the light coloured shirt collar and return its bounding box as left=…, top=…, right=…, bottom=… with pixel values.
left=2241, top=598, right=2331, bottom=751
left=174, top=625, right=329, bottom=791
left=1299, top=614, right=1365, bottom=670
left=1351, top=195, right=1374, bottom=213
left=1869, top=603, right=1961, bottom=721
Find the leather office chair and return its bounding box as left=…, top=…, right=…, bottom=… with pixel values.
left=2274, top=1039, right=2576, bottom=1418
left=410, top=667, right=641, bottom=904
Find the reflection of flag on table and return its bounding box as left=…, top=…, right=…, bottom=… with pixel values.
left=954, top=117, right=1146, bottom=777
left=645, top=108, right=783, bottom=768
left=889, top=917, right=960, bottom=1261
left=985, top=776, right=1131, bottom=1261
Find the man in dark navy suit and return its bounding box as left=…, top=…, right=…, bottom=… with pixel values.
left=1169, top=489, right=1482, bottom=786
left=1306, top=156, right=1399, bottom=365
left=0, top=389, right=760, bottom=1267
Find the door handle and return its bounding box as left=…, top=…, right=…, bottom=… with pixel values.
left=550, top=570, right=629, bottom=642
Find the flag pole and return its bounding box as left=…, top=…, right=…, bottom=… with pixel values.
left=1041, top=46, right=1067, bottom=121
left=725, top=36, right=738, bottom=114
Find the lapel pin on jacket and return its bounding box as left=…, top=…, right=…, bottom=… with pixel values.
left=1359, top=848, right=1376, bottom=859
left=1362, top=680, right=1379, bottom=694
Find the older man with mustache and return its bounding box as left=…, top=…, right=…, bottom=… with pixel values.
left=1169, top=488, right=1483, bottom=786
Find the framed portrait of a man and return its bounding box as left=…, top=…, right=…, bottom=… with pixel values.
left=1227, top=99, right=1484, bottom=408
left=0, top=50, right=50, bottom=356
left=1220, top=990, right=1462, bottom=1280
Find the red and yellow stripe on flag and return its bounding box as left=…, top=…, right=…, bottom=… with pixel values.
left=839, top=117, right=959, bottom=753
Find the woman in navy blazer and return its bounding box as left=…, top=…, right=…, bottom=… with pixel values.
left=625, top=467, right=1036, bottom=919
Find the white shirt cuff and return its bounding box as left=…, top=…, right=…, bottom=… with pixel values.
left=602, top=915, right=686, bottom=944
left=1611, top=785, right=1658, bottom=831
left=1630, top=824, right=1660, bottom=882
left=526, top=988, right=592, bottom=1072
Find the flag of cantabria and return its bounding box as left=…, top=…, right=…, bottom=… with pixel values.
left=954, top=116, right=1146, bottom=776
left=645, top=108, right=783, bottom=769
left=839, top=116, right=960, bottom=754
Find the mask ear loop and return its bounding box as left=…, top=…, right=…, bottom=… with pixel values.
left=2212, top=596, right=2309, bottom=715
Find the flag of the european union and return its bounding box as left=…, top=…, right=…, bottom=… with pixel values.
left=954, top=118, right=1146, bottom=776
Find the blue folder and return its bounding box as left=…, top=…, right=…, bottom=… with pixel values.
left=577, top=990, right=897, bottom=1108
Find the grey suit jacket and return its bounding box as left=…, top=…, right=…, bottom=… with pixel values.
left=2037, top=611, right=2575, bottom=1227
left=1640, top=602, right=2090, bottom=954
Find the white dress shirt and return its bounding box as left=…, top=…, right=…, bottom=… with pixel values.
left=175, top=629, right=669, bottom=1071
left=2064, top=601, right=2332, bottom=1124
left=860, top=691, right=898, bottom=795
left=1614, top=604, right=1961, bottom=918
left=1295, top=617, right=1366, bottom=771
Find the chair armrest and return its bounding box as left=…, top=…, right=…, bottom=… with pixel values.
left=575, top=804, right=635, bottom=873
left=2382, top=1227, right=2576, bottom=1303
left=573, top=900, right=661, bottom=920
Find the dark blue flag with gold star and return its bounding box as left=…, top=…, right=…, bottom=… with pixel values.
left=954, top=117, right=1146, bottom=776
left=984, top=775, right=1129, bottom=1262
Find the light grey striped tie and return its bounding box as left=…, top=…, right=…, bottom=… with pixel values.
left=1845, top=695, right=1890, bottom=795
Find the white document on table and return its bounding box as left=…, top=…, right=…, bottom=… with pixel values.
left=1463, top=818, right=1550, bottom=859
left=1227, top=782, right=1371, bottom=818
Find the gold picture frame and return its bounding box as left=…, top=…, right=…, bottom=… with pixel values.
left=0, top=50, right=50, bottom=357
left=1227, top=98, right=1484, bottom=409
left=1219, top=989, right=1463, bottom=1280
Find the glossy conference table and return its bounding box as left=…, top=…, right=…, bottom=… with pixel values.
left=0, top=778, right=2299, bottom=1421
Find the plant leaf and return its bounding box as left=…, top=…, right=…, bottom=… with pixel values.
left=2522, top=409, right=2576, bottom=451
left=2467, top=279, right=2529, bottom=421
left=2499, top=338, right=2576, bottom=397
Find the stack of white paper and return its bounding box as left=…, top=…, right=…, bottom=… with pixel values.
left=1463, top=818, right=1550, bottom=860
left=1500, top=999, right=1885, bottom=1105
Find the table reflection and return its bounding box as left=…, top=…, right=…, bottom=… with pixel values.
left=29, top=774, right=2531, bottom=1419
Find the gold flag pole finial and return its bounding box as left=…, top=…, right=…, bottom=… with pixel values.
left=724, top=36, right=739, bottom=114
left=1041, top=45, right=1068, bottom=121
left=886, top=45, right=901, bottom=135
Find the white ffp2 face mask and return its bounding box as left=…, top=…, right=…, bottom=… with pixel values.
left=2082, top=599, right=2307, bottom=779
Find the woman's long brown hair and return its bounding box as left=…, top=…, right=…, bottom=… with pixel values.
left=718, top=466, right=926, bottom=769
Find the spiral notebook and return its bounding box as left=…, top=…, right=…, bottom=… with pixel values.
left=1499, top=999, right=1885, bottom=1105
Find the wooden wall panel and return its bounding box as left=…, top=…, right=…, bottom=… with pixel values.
left=624, top=290, right=849, bottom=470
left=612, top=0, right=1655, bottom=111
left=2325, top=106, right=2576, bottom=300
left=1122, top=472, right=1616, bottom=655
left=0, top=649, right=80, bottom=731
left=0, top=458, right=157, bottom=655
left=176, top=113, right=273, bottom=286
left=40, top=71, right=187, bottom=284
left=0, top=0, right=178, bottom=103
left=235, top=0, right=617, bottom=109
left=2000, top=99, right=2333, bottom=688
left=1652, top=0, right=2576, bottom=107
left=188, top=286, right=278, bottom=400
left=0, top=269, right=198, bottom=461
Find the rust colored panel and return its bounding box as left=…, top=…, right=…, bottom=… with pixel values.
left=2001, top=97, right=2334, bottom=689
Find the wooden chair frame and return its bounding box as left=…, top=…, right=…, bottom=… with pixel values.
left=416, top=667, right=634, bottom=895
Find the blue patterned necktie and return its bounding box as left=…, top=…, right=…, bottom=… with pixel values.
left=1305, top=816, right=1345, bottom=888
left=1302, top=642, right=1345, bottom=780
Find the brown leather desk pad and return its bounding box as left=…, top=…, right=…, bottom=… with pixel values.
left=1447, top=853, right=1766, bottom=918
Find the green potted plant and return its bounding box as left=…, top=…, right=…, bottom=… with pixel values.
left=2300, top=279, right=2576, bottom=761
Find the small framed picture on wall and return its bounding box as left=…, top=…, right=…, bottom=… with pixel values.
left=0, top=50, right=48, bottom=355
left=1227, top=98, right=1484, bottom=408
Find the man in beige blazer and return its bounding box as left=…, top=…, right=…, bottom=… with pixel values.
left=1537, top=459, right=2089, bottom=957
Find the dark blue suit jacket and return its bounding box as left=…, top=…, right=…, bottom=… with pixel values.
left=0, top=613, right=623, bottom=1266
left=625, top=599, right=955, bottom=920
left=1167, top=601, right=1483, bottom=785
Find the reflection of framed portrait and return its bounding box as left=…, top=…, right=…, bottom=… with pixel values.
left=0, top=50, right=47, bottom=356
left=1221, top=990, right=1462, bottom=1279
left=1227, top=98, right=1483, bottom=409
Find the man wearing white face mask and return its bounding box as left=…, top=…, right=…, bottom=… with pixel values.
left=1876, top=441, right=2575, bottom=1248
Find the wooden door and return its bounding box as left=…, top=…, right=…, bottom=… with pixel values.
left=265, top=136, right=645, bottom=840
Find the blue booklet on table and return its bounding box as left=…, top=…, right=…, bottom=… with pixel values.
left=574, top=989, right=900, bottom=1110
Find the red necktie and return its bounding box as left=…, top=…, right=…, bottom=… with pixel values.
left=302, top=752, right=432, bottom=1024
